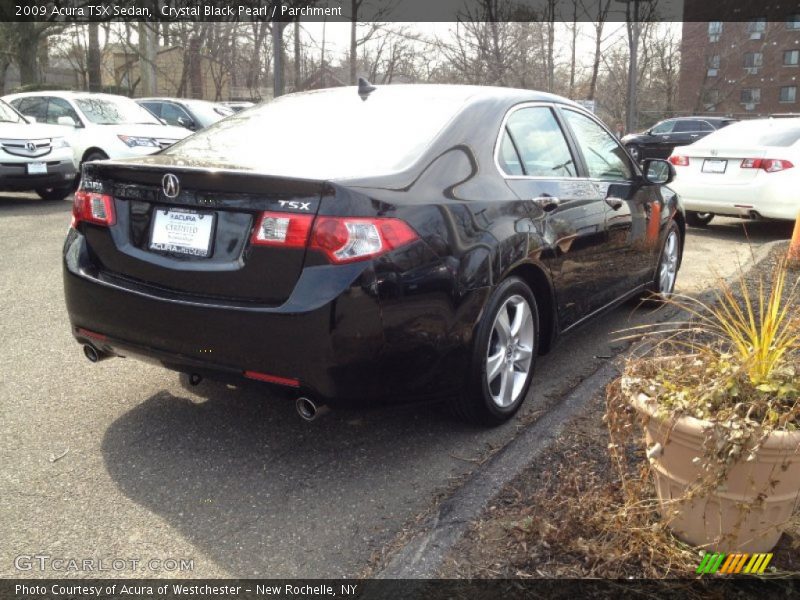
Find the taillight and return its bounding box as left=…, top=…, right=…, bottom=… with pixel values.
left=668, top=155, right=689, bottom=166
left=740, top=158, right=794, bottom=172
left=310, top=217, right=419, bottom=263
left=251, top=211, right=314, bottom=247
left=72, top=190, right=115, bottom=227
left=250, top=212, right=419, bottom=263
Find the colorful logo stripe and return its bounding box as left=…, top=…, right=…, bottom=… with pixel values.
left=696, top=553, right=773, bottom=575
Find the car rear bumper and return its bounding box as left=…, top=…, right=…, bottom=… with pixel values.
left=64, top=229, right=484, bottom=406
left=0, top=160, right=77, bottom=190
left=670, top=178, right=799, bottom=220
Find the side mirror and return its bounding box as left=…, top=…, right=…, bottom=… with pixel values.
left=177, top=116, right=196, bottom=130
left=57, top=116, right=77, bottom=127
left=25, top=115, right=37, bottom=123
left=642, top=159, right=675, bottom=185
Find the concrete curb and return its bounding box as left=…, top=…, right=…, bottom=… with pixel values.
left=374, top=238, right=787, bottom=580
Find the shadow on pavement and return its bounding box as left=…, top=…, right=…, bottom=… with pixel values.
left=0, top=193, right=72, bottom=216
left=100, top=380, right=481, bottom=577
left=686, top=218, right=793, bottom=245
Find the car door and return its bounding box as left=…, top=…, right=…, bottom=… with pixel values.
left=560, top=108, right=657, bottom=295
left=498, top=104, right=613, bottom=330
left=648, top=119, right=677, bottom=158
left=670, top=119, right=703, bottom=152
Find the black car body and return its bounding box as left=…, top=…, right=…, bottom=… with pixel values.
left=621, top=116, right=736, bottom=162
left=137, top=98, right=234, bottom=131
left=64, top=85, right=684, bottom=425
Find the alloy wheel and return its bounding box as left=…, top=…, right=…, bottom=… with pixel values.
left=658, top=230, right=679, bottom=296
left=485, top=295, right=535, bottom=408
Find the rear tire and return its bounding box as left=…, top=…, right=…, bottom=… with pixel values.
left=451, top=277, right=539, bottom=427
left=35, top=186, right=73, bottom=201
left=685, top=211, right=714, bottom=227
left=649, top=220, right=682, bottom=301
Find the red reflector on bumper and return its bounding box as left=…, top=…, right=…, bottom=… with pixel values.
left=76, top=327, right=107, bottom=341
left=243, top=370, right=300, bottom=388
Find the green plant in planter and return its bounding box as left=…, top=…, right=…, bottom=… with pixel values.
left=611, top=259, right=800, bottom=552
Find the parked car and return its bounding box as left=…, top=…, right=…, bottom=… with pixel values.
left=668, top=117, right=800, bottom=225
left=64, top=84, right=683, bottom=426
left=2, top=91, right=191, bottom=168
left=0, top=99, right=77, bottom=200
left=622, top=116, right=737, bottom=162
left=219, top=101, right=255, bottom=113
left=137, top=98, right=234, bottom=131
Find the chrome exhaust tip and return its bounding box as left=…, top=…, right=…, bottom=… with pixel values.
left=83, top=344, right=110, bottom=363
left=296, top=396, right=329, bottom=422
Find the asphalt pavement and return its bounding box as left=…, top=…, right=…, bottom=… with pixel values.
left=0, top=194, right=793, bottom=578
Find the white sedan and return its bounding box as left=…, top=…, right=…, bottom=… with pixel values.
left=667, top=118, right=800, bottom=225
left=2, top=91, right=191, bottom=168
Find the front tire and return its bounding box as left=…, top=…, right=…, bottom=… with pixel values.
left=35, top=186, right=73, bottom=201
left=685, top=211, right=714, bottom=227
left=452, top=277, right=539, bottom=426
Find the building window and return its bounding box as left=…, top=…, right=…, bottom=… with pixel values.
left=780, top=86, right=797, bottom=103
left=785, top=50, right=800, bottom=66
left=708, top=21, right=723, bottom=42
left=787, top=15, right=800, bottom=29
left=744, top=52, right=763, bottom=73
left=707, top=54, right=720, bottom=76
left=702, top=89, right=720, bottom=112
left=746, top=17, right=767, bottom=39
left=741, top=88, right=761, bottom=104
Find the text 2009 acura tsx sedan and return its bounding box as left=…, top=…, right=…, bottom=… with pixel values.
left=64, top=84, right=683, bottom=426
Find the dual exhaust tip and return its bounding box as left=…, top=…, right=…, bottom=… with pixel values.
left=83, top=345, right=328, bottom=422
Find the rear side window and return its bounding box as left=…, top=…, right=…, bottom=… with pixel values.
left=140, top=102, right=162, bottom=118
left=498, top=130, right=524, bottom=175
left=650, top=120, right=675, bottom=134
left=562, top=109, right=633, bottom=181
left=501, top=106, right=576, bottom=177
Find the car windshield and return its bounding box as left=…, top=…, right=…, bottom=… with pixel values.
left=75, top=96, right=161, bottom=125
left=697, top=120, right=800, bottom=148
left=0, top=99, right=25, bottom=124
left=184, top=100, right=233, bottom=127
left=164, top=87, right=470, bottom=178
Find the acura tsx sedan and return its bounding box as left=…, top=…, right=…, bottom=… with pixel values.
left=64, top=83, right=683, bottom=426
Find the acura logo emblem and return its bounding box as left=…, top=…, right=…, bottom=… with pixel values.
left=25, top=141, right=36, bottom=152
left=162, top=173, right=180, bottom=198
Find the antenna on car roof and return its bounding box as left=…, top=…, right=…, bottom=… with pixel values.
left=358, top=77, right=376, bottom=101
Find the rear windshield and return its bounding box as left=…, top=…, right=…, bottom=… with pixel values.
left=698, top=120, right=800, bottom=147
left=163, top=87, right=470, bottom=179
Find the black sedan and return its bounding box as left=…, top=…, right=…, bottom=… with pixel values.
left=621, top=116, right=736, bottom=162
left=64, top=84, right=684, bottom=426
left=137, top=97, right=234, bottom=131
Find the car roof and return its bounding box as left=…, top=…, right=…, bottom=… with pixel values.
left=5, top=90, right=134, bottom=102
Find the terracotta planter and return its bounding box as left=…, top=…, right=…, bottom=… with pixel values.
left=630, top=394, right=800, bottom=552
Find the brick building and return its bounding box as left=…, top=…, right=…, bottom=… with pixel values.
left=678, top=17, right=800, bottom=117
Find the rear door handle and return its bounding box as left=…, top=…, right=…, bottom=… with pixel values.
left=532, top=196, right=561, bottom=211
left=605, top=197, right=624, bottom=210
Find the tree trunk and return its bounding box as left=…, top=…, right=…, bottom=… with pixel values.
left=294, top=20, right=301, bottom=90
left=588, top=26, right=602, bottom=100
left=16, top=25, right=40, bottom=86
left=273, top=22, right=284, bottom=98
left=350, top=0, right=358, bottom=84
left=87, top=23, right=101, bottom=92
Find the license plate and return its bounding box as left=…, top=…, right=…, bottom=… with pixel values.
left=702, top=159, right=727, bottom=174
left=150, top=208, right=215, bottom=257
left=27, top=162, right=47, bottom=175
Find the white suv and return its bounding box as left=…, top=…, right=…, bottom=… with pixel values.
left=0, top=99, right=77, bottom=200
left=2, top=91, right=191, bottom=168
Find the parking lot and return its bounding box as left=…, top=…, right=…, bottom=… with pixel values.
left=0, top=193, right=793, bottom=578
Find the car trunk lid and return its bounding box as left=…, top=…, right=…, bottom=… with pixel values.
left=79, top=161, right=327, bottom=305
